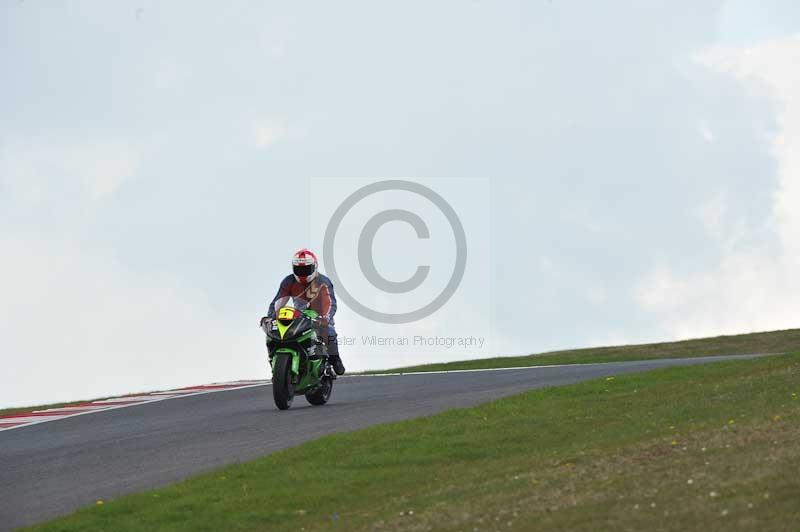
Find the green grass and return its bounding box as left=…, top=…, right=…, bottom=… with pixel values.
left=29, top=353, right=800, bottom=532
left=364, top=328, right=800, bottom=374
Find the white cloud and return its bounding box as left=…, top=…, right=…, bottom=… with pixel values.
left=154, top=60, right=188, bottom=91
left=586, top=284, right=608, bottom=306
left=251, top=118, right=296, bottom=149
left=253, top=122, right=287, bottom=148
left=77, top=142, right=139, bottom=200
left=0, top=234, right=262, bottom=406
left=635, top=267, right=692, bottom=310
left=0, top=138, right=266, bottom=406
left=698, top=119, right=715, bottom=143
left=637, top=35, right=800, bottom=338
left=0, top=140, right=140, bottom=204
left=696, top=190, right=728, bottom=239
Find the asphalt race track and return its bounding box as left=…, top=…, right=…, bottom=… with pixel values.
left=0, top=355, right=761, bottom=530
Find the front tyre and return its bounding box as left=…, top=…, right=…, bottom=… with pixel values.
left=305, top=376, right=333, bottom=406
left=272, top=356, right=295, bottom=410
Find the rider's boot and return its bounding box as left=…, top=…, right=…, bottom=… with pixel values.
left=330, top=355, right=345, bottom=376
left=326, top=334, right=345, bottom=375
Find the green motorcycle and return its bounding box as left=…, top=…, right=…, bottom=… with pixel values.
left=262, top=297, right=336, bottom=410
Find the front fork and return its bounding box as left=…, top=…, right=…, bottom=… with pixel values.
left=323, top=363, right=338, bottom=379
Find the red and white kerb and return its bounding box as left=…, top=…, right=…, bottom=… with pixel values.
left=0, top=380, right=269, bottom=432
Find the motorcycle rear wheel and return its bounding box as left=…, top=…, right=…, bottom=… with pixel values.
left=305, top=376, right=333, bottom=406
left=272, top=356, right=295, bottom=410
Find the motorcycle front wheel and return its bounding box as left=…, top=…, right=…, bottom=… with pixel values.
left=272, top=356, right=295, bottom=410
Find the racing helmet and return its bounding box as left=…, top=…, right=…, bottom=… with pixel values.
left=292, top=248, right=318, bottom=283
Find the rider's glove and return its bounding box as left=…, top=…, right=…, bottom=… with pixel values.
left=317, top=315, right=330, bottom=328
left=259, top=316, right=272, bottom=328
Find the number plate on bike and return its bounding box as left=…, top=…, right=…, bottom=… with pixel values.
left=278, top=307, right=298, bottom=320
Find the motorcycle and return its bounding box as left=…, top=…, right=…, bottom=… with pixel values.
left=261, top=296, right=336, bottom=410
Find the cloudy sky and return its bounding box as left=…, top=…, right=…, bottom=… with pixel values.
left=2, top=1, right=800, bottom=406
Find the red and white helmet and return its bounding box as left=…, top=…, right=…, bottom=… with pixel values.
left=292, top=248, right=318, bottom=283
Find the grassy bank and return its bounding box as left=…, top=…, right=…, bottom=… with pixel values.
left=30, top=353, right=800, bottom=531
left=366, top=328, right=800, bottom=374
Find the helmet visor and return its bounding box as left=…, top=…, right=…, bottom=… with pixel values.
left=293, top=264, right=316, bottom=278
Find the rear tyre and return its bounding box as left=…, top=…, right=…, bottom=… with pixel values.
left=272, top=356, right=295, bottom=410
left=305, top=376, right=333, bottom=406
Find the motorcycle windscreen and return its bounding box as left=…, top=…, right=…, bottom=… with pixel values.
left=273, top=296, right=310, bottom=312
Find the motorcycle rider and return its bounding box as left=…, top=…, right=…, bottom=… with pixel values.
left=263, top=249, right=345, bottom=375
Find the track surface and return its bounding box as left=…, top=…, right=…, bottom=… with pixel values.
left=0, top=355, right=759, bottom=530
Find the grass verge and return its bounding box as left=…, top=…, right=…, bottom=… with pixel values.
left=365, top=328, right=800, bottom=374
left=29, top=353, right=800, bottom=531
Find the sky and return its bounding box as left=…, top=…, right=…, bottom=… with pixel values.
left=2, top=1, right=800, bottom=406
